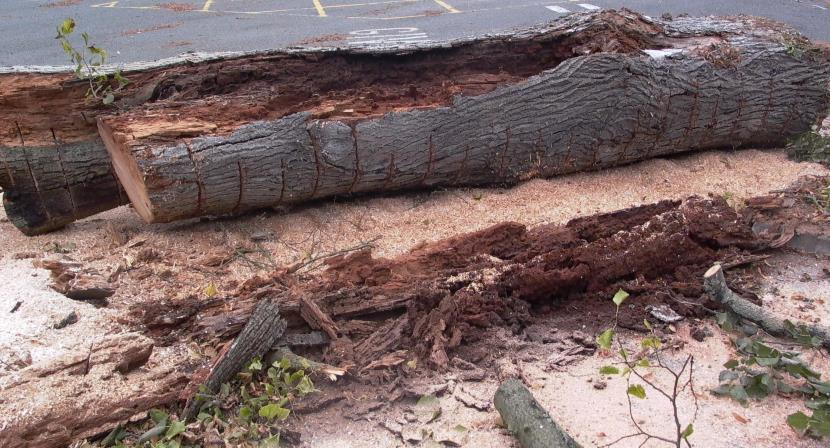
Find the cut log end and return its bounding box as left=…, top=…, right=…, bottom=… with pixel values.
left=704, top=264, right=722, bottom=278
left=97, top=119, right=156, bottom=223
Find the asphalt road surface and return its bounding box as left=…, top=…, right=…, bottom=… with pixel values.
left=2, top=0, right=829, bottom=66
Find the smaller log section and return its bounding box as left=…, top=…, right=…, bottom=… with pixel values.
left=494, top=379, right=582, bottom=448
left=98, top=11, right=830, bottom=224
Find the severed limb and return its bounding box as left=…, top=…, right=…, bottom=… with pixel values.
left=494, top=379, right=582, bottom=448
left=703, top=264, right=830, bottom=350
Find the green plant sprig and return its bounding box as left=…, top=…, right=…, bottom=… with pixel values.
left=55, top=18, right=129, bottom=105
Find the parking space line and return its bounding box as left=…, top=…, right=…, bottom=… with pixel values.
left=313, top=0, right=328, bottom=16
left=202, top=0, right=214, bottom=12
left=578, top=3, right=601, bottom=10
left=433, top=0, right=461, bottom=13
left=546, top=5, right=569, bottom=13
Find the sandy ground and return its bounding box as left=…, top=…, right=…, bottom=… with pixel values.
left=1, top=147, right=828, bottom=447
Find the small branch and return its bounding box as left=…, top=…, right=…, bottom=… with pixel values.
left=703, top=264, right=830, bottom=349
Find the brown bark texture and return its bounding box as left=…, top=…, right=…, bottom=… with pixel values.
left=3, top=10, right=828, bottom=233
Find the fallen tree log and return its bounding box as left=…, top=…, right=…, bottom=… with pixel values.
left=0, top=140, right=127, bottom=235
left=494, top=379, right=582, bottom=448
left=4, top=10, right=827, bottom=233
left=97, top=11, right=830, bottom=223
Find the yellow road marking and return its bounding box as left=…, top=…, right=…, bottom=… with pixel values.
left=313, top=0, right=328, bottom=16
left=433, top=0, right=460, bottom=13
left=202, top=0, right=214, bottom=12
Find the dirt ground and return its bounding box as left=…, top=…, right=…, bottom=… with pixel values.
left=1, top=147, right=829, bottom=447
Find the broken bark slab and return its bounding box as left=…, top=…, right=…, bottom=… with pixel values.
left=35, top=258, right=116, bottom=301
left=494, top=378, right=581, bottom=448
left=98, top=12, right=830, bottom=224
left=0, top=333, right=187, bottom=448
left=703, top=264, right=830, bottom=349
left=182, top=296, right=286, bottom=421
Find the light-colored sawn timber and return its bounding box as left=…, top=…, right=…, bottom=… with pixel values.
left=99, top=12, right=830, bottom=223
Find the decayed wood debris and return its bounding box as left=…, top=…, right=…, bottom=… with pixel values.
left=35, top=258, right=117, bottom=301
left=2, top=10, right=829, bottom=234
left=2, top=184, right=819, bottom=447
left=140, top=195, right=762, bottom=384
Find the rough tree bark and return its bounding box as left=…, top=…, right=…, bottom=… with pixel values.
left=97, top=12, right=830, bottom=223
left=494, top=379, right=582, bottom=448
left=4, top=11, right=828, bottom=233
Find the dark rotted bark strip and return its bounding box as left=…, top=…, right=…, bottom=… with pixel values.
left=182, top=297, right=286, bottom=421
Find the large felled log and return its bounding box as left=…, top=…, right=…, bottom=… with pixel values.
left=494, top=379, right=582, bottom=448
left=97, top=11, right=830, bottom=224
left=0, top=140, right=127, bottom=235
left=0, top=72, right=131, bottom=235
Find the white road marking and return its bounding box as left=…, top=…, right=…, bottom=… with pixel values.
left=545, top=5, right=570, bottom=13
left=813, top=4, right=828, bottom=10
left=347, top=28, right=429, bottom=46
left=578, top=3, right=601, bottom=10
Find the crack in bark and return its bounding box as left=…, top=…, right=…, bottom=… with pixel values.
left=383, top=153, right=396, bottom=189
left=233, top=161, right=244, bottom=215
left=21, top=147, right=51, bottom=222
left=422, top=134, right=435, bottom=185
left=452, top=144, right=469, bottom=186
left=347, top=123, right=362, bottom=194
left=498, top=126, right=511, bottom=180
left=277, top=158, right=286, bottom=206
left=51, top=128, right=78, bottom=220
left=183, top=140, right=205, bottom=216
left=306, top=127, right=323, bottom=200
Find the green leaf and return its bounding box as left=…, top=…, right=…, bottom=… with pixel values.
left=259, top=403, right=290, bottom=421
left=723, top=359, right=739, bottom=369
left=204, top=282, right=218, bottom=298
left=248, top=357, right=263, bottom=371
left=643, top=319, right=652, bottom=330
left=599, top=365, right=620, bottom=375
left=165, top=420, right=185, bottom=440
left=137, top=421, right=167, bottom=444
left=278, top=358, right=291, bottom=370
left=239, top=405, right=253, bottom=422
left=627, top=384, right=646, bottom=399
left=103, top=93, right=115, bottom=105
left=787, top=411, right=810, bottom=433
left=597, top=329, right=614, bottom=350
left=148, top=408, right=169, bottom=424
left=297, top=375, right=315, bottom=395
left=612, top=289, right=630, bottom=307
left=729, top=385, right=749, bottom=404
left=59, top=18, right=75, bottom=36
left=641, top=336, right=661, bottom=350
left=636, top=358, right=650, bottom=368
left=681, top=423, right=694, bottom=439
